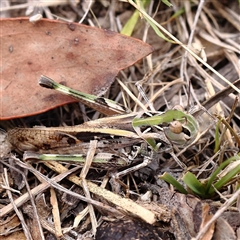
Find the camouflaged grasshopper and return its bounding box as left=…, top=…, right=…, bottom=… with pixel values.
left=7, top=75, right=199, bottom=168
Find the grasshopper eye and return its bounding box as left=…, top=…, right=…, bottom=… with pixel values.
left=169, top=120, right=183, bottom=134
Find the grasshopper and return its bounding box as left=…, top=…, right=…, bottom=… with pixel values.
left=7, top=75, right=199, bottom=169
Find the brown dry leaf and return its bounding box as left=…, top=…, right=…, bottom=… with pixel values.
left=158, top=189, right=216, bottom=239
left=0, top=232, right=26, bottom=240
left=0, top=214, right=21, bottom=235
left=158, top=189, right=202, bottom=237
left=213, top=217, right=236, bottom=240
left=199, top=203, right=215, bottom=240
left=0, top=17, right=153, bottom=120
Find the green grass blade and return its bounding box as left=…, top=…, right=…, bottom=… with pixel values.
left=206, top=155, right=240, bottom=194
left=212, top=163, right=240, bottom=193
left=183, top=172, right=206, bottom=197
left=162, top=0, right=173, bottom=7
left=121, top=0, right=150, bottom=36
left=159, top=172, right=188, bottom=194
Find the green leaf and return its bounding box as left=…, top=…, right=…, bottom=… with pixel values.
left=206, top=155, right=240, bottom=194
left=162, top=0, right=173, bottom=7
left=159, top=172, right=188, bottom=194
left=183, top=172, right=206, bottom=197
left=210, top=160, right=240, bottom=194
left=121, top=10, right=140, bottom=36
left=121, top=0, right=150, bottom=36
